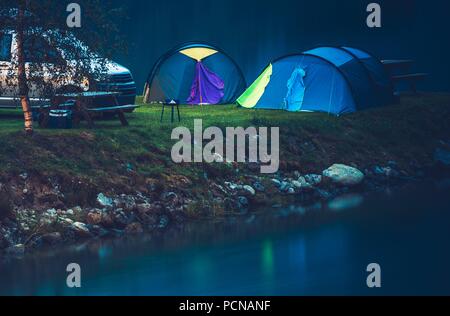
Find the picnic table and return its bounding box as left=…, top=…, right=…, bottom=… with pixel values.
left=38, top=91, right=138, bottom=128
left=381, top=59, right=415, bottom=71
left=381, top=59, right=428, bottom=94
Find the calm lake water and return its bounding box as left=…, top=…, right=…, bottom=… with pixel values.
left=1, top=182, right=450, bottom=296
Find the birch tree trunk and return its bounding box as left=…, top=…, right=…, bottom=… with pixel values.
left=17, top=0, right=33, bottom=135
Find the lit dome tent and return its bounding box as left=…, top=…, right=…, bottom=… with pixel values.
left=237, top=46, right=393, bottom=115
left=144, top=43, right=246, bottom=105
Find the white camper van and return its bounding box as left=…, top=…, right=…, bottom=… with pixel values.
left=0, top=31, right=136, bottom=108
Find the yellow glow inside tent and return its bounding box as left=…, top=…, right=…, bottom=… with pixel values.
left=179, top=47, right=218, bottom=61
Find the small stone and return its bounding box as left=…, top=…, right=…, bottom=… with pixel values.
left=253, top=181, right=265, bottom=192
left=158, top=215, right=169, bottom=229
left=6, top=244, right=25, bottom=255
left=61, top=218, right=74, bottom=225
left=279, top=181, right=290, bottom=192
left=41, top=232, right=62, bottom=245
left=45, top=208, right=57, bottom=217
left=97, top=193, right=113, bottom=208
left=163, top=192, right=178, bottom=201
left=292, top=177, right=312, bottom=189
left=225, top=182, right=242, bottom=191
left=243, top=185, right=256, bottom=196
left=71, top=222, right=91, bottom=238
left=237, top=196, right=249, bottom=208
left=291, top=180, right=301, bottom=188
left=304, top=174, right=322, bottom=186
left=373, top=166, right=399, bottom=178
left=271, top=179, right=282, bottom=187
left=113, top=210, right=129, bottom=228
left=287, top=188, right=295, bottom=194
left=125, top=222, right=144, bottom=235
left=86, top=211, right=102, bottom=225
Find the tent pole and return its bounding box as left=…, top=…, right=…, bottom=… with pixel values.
left=198, top=61, right=203, bottom=109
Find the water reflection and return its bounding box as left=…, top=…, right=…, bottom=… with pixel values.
left=1, top=182, right=450, bottom=295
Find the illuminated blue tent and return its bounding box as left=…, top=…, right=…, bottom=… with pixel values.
left=238, top=46, right=393, bottom=115
left=144, top=42, right=246, bottom=105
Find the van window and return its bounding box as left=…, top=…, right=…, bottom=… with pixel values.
left=0, top=34, right=12, bottom=61
left=24, top=36, right=61, bottom=64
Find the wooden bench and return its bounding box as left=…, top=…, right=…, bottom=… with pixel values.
left=381, top=59, right=415, bottom=71
left=87, top=104, right=140, bottom=126
left=390, top=73, right=428, bottom=93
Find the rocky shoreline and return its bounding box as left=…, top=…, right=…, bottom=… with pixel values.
left=2, top=149, right=449, bottom=258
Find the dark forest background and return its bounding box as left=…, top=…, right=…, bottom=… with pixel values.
left=110, top=0, right=449, bottom=92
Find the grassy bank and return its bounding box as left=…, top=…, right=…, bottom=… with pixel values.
left=0, top=93, right=449, bottom=210
left=0, top=93, right=449, bottom=251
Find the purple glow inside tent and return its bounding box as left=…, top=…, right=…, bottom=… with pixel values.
left=187, top=62, right=224, bottom=105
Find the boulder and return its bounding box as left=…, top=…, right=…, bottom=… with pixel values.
left=323, top=164, right=365, bottom=186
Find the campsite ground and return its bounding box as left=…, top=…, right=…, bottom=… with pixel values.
left=1, top=93, right=450, bottom=252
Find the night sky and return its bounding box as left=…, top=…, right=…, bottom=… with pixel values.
left=111, top=0, right=450, bottom=92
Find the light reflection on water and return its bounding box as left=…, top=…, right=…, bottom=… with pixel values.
left=1, top=182, right=450, bottom=296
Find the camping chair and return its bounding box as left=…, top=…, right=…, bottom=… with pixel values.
left=161, top=99, right=181, bottom=123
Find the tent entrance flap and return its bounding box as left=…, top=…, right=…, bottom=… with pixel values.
left=237, top=64, right=273, bottom=108
left=187, top=62, right=225, bottom=105
left=285, top=67, right=306, bottom=111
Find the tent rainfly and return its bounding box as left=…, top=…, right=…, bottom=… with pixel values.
left=237, top=46, right=393, bottom=115
left=144, top=43, right=246, bottom=105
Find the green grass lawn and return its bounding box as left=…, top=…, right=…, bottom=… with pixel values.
left=0, top=93, right=449, bottom=196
